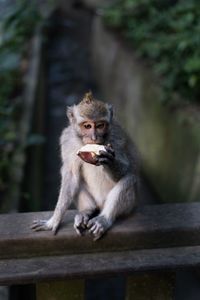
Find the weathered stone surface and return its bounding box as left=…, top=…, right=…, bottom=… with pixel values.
left=0, top=203, right=200, bottom=259
left=91, top=17, right=200, bottom=203
left=0, top=204, right=200, bottom=284
left=1, top=244, right=200, bottom=285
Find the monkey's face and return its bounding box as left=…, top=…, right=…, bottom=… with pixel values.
left=79, top=120, right=108, bottom=145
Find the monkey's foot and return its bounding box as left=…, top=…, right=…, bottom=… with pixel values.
left=87, top=216, right=112, bottom=241
left=74, top=212, right=90, bottom=236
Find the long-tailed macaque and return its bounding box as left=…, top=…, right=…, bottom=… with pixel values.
left=31, top=92, right=139, bottom=240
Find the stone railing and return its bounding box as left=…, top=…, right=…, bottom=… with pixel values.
left=1, top=203, right=200, bottom=299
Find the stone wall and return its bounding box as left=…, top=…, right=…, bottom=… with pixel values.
left=91, top=17, right=200, bottom=203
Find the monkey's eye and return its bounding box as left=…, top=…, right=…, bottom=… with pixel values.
left=84, top=124, right=92, bottom=129
left=96, top=123, right=105, bottom=129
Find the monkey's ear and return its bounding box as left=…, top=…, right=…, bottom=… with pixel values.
left=66, top=106, right=74, bottom=123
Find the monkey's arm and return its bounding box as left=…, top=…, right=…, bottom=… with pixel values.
left=31, top=162, right=80, bottom=234
left=31, top=126, right=82, bottom=234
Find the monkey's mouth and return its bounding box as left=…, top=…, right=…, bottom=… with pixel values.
left=87, top=141, right=102, bottom=145
left=77, top=144, right=106, bottom=165
left=83, top=138, right=104, bottom=145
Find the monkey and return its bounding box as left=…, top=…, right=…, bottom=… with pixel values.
left=31, top=91, right=139, bottom=241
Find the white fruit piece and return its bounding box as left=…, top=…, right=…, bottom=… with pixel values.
left=77, top=144, right=107, bottom=165
left=77, top=144, right=106, bottom=156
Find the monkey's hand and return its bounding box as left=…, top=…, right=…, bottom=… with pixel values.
left=96, top=145, right=115, bottom=166
left=87, top=216, right=112, bottom=241
left=74, top=212, right=90, bottom=236
left=31, top=217, right=60, bottom=235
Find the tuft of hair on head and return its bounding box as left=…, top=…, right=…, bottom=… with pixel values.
left=81, top=91, right=94, bottom=104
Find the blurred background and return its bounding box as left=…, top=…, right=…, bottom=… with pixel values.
left=0, top=0, right=200, bottom=299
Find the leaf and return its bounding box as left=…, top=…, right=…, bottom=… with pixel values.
left=103, top=0, right=200, bottom=103
left=188, top=75, right=197, bottom=87
left=184, top=57, right=200, bottom=73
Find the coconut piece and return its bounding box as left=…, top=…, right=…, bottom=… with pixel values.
left=77, top=144, right=106, bottom=165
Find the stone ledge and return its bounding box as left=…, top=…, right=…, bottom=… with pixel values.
left=0, top=203, right=200, bottom=284
left=1, top=244, right=200, bottom=285
left=1, top=203, right=200, bottom=260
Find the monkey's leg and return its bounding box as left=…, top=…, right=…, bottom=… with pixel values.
left=74, top=190, right=97, bottom=236
left=88, top=175, right=136, bottom=241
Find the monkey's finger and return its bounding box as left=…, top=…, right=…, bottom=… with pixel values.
left=82, top=214, right=89, bottom=226
left=92, top=227, right=104, bottom=241
left=74, top=221, right=87, bottom=230
left=87, top=219, right=97, bottom=230
left=105, top=146, right=115, bottom=156
left=74, top=220, right=84, bottom=229
left=31, top=224, right=40, bottom=230
left=31, top=223, right=38, bottom=229
left=75, top=228, right=82, bottom=236
left=74, top=215, right=88, bottom=229
left=31, top=220, right=47, bottom=230
left=99, top=150, right=114, bottom=159
left=31, top=220, right=46, bottom=226
left=87, top=219, right=94, bottom=229
left=89, top=223, right=98, bottom=234
left=83, top=217, right=89, bottom=226
left=31, top=224, right=47, bottom=231
left=97, top=158, right=110, bottom=165
left=74, top=215, right=83, bottom=227
left=74, top=226, right=85, bottom=236
left=93, top=231, right=103, bottom=241
left=93, top=225, right=104, bottom=236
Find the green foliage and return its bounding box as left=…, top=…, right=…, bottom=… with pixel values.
left=0, top=0, right=42, bottom=194
left=103, top=0, right=200, bottom=103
